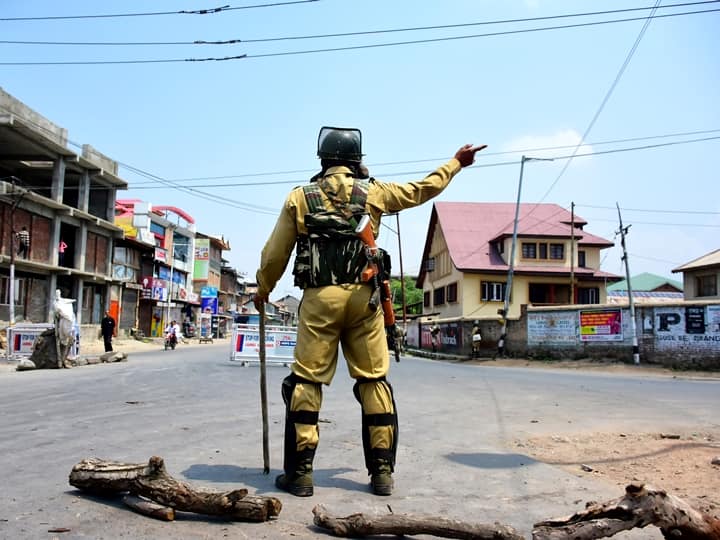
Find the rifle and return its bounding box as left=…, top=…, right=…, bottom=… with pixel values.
left=355, top=214, right=396, bottom=327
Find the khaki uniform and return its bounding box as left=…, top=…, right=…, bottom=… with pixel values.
left=256, top=158, right=462, bottom=462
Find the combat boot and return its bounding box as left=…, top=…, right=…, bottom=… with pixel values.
left=276, top=459, right=314, bottom=497
left=370, top=459, right=394, bottom=496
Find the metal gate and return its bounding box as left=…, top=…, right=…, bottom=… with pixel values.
left=229, top=323, right=296, bottom=366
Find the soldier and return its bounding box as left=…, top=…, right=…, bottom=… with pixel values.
left=471, top=320, right=482, bottom=359
left=253, top=126, right=486, bottom=497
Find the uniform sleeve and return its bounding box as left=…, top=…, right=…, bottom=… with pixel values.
left=256, top=195, right=299, bottom=298
left=369, top=158, right=462, bottom=214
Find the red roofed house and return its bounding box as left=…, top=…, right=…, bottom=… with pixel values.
left=416, top=202, right=622, bottom=321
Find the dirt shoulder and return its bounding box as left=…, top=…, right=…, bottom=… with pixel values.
left=466, top=356, right=720, bottom=380
left=461, top=357, right=720, bottom=520
left=517, top=430, right=720, bottom=521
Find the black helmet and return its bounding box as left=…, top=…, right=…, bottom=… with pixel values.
left=317, top=126, right=363, bottom=162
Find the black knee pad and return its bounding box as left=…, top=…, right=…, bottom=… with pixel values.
left=353, top=377, right=399, bottom=472
left=281, top=373, right=321, bottom=474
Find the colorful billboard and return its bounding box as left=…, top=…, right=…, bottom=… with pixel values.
left=579, top=309, right=623, bottom=341
left=194, top=238, right=210, bottom=280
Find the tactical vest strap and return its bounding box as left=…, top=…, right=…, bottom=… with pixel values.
left=303, top=183, right=325, bottom=213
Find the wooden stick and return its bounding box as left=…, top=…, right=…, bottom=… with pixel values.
left=259, top=302, right=270, bottom=475
left=533, top=482, right=720, bottom=540
left=69, top=456, right=281, bottom=522
left=122, top=494, right=175, bottom=521
left=312, top=504, right=524, bottom=540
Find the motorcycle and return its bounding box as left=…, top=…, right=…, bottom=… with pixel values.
left=164, top=331, right=177, bottom=350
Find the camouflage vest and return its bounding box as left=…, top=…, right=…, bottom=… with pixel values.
left=293, top=178, right=369, bottom=289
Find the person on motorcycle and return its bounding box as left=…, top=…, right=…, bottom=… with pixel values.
left=164, top=320, right=180, bottom=349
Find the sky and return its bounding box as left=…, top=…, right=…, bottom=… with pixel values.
left=2, top=0, right=719, bottom=300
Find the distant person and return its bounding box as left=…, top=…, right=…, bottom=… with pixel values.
left=471, top=320, right=482, bottom=359
left=100, top=310, right=116, bottom=352
left=58, top=239, right=68, bottom=265
left=16, top=226, right=30, bottom=258
left=430, top=323, right=441, bottom=352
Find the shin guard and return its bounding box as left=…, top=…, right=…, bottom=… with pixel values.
left=281, top=373, right=321, bottom=475
left=353, top=377, right=399, bottom=472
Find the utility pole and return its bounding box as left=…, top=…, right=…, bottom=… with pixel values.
left=570, top=201, right=575, bottom=304
left=395, top=213, right=407, bottom=329
left=7, top=177, right=25, bottom=327
left=165, top=222, right=177, bottom=329
left=616, top=203, right=640, bottom=365
left=500, top=156, right=553, bottom=353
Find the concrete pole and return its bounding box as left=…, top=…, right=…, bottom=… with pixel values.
left=616, top=203, right=640, bottom=365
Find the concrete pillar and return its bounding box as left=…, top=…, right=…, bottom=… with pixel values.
left=106, top=187, right=116, bottom=223
left=50, top=217, right=61, bottom=266
left=78, top=170, right=90, bottom=212
left=51, top=158, right=66, bottom=204
left=46, top=274, right=57, bottom=323
left=77, top=223, right=88, bottom=272
left=75, top=280, right=84, bottom=326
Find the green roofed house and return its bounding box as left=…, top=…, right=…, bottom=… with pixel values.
left=606, top=272, right=684, bottom=304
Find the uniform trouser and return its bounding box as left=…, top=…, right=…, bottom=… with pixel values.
left=283, top=284, right=397, bottom=474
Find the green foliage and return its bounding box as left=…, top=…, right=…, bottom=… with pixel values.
left=390, top=276, right=423, bottom=313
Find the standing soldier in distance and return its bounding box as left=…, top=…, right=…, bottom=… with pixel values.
left=254, top=126, right=486, bottom=497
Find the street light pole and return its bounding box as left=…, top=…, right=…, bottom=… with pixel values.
left=165, top=224, right=176, bottom=330
left=500, top=156, right=553, bottom=353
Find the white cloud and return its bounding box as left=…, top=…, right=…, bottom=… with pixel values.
left=504, top=129, right=593, bottom=161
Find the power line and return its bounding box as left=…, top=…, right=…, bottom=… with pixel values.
left=576, top=204, right=720, bottom=215
left=127, top=128, right=720, bottom=185
left=2, top=1, right=715, bottom=46
left=589, top=218, right=720, bottom=228
left=126, top=135, right=720, bottom=189
left=0, top=1, right=319, bottom=22
left=534, top=0, right=662, bottom=207
left=2, top=8, right=718, bottom=65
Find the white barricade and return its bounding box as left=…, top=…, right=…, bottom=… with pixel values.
left=4, top=323, right=80, bottom=360
left=229, top=323, right=296, bottom=366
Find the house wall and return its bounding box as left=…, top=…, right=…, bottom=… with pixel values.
left=681, top=268, right=720, bottom=301
left=411, top=301, right=720, bottom=370
left=525, top=302, right=720, bottom=369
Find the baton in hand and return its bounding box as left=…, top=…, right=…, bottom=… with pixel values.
left=259, top=302, right=270, bottom=475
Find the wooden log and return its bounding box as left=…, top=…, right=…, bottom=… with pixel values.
left=69, top=456, right=282, bottom=522
left=533, top=483, right=720, bottom=540
left=122, top=494, right=175, bottom=521
left=312, top=504, right=524, bottom=540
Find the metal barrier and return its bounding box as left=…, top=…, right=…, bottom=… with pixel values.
left=229, top=323, right=296, bottom=366
left=4, top=323, right=80, bottom=360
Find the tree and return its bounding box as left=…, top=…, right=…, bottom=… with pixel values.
left=390, top=276, right=423, bottom=315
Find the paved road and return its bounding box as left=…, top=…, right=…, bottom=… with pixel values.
left=1, top=345, right=717, bottom=539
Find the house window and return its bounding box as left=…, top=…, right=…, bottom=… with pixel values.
left=577, top=287, right=599, bottom=304
left=447, top=282, right=458, bottom=303
left=425, top=258, right=435, bottom=272
left=696, top=274, right=717, bottom=297
left=538, top=243, right=547, bottom=259
left=481, top=281, right=506, bottom=301
left=521, top=243, right=536, bottom=259
left=0, top=277, right=24, bottom=306
left=433, top=287, right=445, bottom=306
left=549, top=243, right=565, bottom=259
left=578, top=250, right=586, bottom=268
left=423, top=291, right=430, bottom=308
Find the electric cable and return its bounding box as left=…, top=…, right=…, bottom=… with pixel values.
left=2, top=1, right=715, bottom=45
left=1, top=7, right=717, bottom=65
left=0, top=1, right=319, bottom=22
